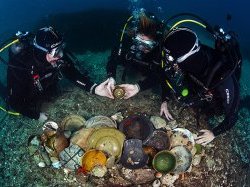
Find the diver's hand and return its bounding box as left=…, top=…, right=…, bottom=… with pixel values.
left=95, top=79, right=114, bottom=99
left=160, top=101, right=173, bottom=121
left=106, top=77, right=116, bottom=98
left=119, top=84, right=139, bottom=99
left=38, top=113, right=48, bottom=123
left=195, top=130, right=215, bottom=146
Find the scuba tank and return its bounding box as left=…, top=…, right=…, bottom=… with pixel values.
left=161, top=13, right=242, bottom=106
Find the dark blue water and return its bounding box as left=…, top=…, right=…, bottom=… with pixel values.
left=0, top=0, right=249, bottom=57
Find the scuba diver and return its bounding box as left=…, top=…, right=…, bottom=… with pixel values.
left=5, top=26, right=113, bottom=122
left=106, top=9, right=165, bottom=98
left=160, top=24, right=242, bottom=145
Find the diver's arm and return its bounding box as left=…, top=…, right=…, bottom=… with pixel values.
left=106, top=47, right=120, bottom=79
left=61, top=55, right=97, bottom=93
left=212, top=75, right=240, bottom=136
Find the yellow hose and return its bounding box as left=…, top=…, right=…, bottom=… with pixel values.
left=0, top=106, right=20, bottom=116
left=0, top=39, right=19, bottom=53
left=170, top=19, right=206, bottom=31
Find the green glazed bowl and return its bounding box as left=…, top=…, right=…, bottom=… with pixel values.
left=152, top=150, right=176, bottom=173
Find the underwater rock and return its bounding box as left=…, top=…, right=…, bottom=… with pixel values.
left=161, top=173, right=179, bottom=187
left=192, top=154, right=202, bottom=166
left=150, top=116, right=167, bottom=129
left=38, top=162, right=46, bottom=168
left=206, top=157, right=216, bottom=171
left=91, top=165, right=107, bottom=177
left=28, top=145, right=39, bottom=156
left=167, top=120, right=178, bottom=130
left=111, top=112, right=124, bottom=123
left=29, top=136, right=41, bottom=147
left=121, top=168, right=155, bottom=184
left=51, top=157, right=62, bottom=169
left=40, top=148, right=52, bottom=166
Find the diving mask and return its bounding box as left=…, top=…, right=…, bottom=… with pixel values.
left=134, top=34, right=158, bottom=53
left=49, top=43, right=65, bottom=58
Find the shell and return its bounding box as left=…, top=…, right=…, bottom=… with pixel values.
left=81, top=150, right=107, bottom=172
left=170, top=128, right=195, bottom=151
left=170, top=145, right=192, bottom=174
left=152, top=150, right=176, bottom=174
left=60, top=115, right=86, bottom=133
left=95, top=136, right=121, bottom=158
left=113, top=86, right=125, bottom=99
left=87, top=127, right=125, bottom=160
left=85, top=116, right=116, bottom=128
left=143, top=130, right=171, bottom=151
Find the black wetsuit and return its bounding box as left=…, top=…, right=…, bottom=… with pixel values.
left=162, top=44, right=241, bottom=136
left=7, top=44, right=97, bottom=119
left=106, top=35, right=162, bottom=91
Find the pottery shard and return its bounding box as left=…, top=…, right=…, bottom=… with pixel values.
left=122, top=168, right=156, bottom=185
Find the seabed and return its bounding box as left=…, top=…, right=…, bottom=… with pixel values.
left=0, top=51, right=249, bottom=187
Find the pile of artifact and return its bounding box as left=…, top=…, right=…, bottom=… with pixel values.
left=28, top=112, right=204, bottom=185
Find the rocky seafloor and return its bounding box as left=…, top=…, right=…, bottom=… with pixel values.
left=0, top=51, right=249, bottom=187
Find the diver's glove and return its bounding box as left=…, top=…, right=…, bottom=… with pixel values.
left=195, top=130, right=215, bottom=146
left=160, top=101, right=174, bottom=121
left=118, top=84, right=140, bottom=99
left=107, top=77, right=116, bottom=98
left=94, top=78, right=114, bottom=99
